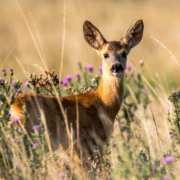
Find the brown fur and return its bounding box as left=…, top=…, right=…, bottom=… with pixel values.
left=107, top=41, right=122, bottom=51
left=11, top=20, right=144, bottom=160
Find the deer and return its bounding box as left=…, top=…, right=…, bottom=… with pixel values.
left=10, top=20, right=144, bottom=162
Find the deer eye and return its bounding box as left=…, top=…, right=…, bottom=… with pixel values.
left=103, top=53, right=109, bottom=59
left=122, top=52, right=127, bottom=58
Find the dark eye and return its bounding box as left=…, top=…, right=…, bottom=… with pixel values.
left=122, top=52, right=127, bottom=58
left=103, top=53, right=109, bottom=59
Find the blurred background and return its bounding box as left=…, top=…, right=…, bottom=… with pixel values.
left=0, top=0, right=180, bottom=91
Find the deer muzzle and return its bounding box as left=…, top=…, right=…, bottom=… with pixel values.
left=110, top=64, right=124, bottom=75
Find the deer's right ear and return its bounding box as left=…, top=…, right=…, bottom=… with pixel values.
left=121, top=20, right=144, bottom=49
left=83, top=21, right=106, bottom=50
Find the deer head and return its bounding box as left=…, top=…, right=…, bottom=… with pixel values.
left=83, top=20, right=144, bottom=79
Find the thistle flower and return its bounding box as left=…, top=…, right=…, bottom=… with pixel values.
left=169, top=130, right=173, bottom=140
left=163, top=175, right=169, bottom=180
left=131, top=69, right=135, bottom=74
left=33, top=143, right=39, bottom=147
left=18, top=127, right=22, bottom=132
left=24, top=81, right=29, bottom=87
left=13, top=117, right=20, bottom=123
left=32, top=125, right=41, bottom=131
left=163, top=156, right=174, bottom=164
left=169, top=134, right=173, bottom=139
left=65, top=75, right=72, bottom=82
left=16, top=89, right=22, bottom=94
left=75, top=73, right=80, bottom=79
left=126, top=65, right=131, bottom=70
left=35, top=83, right=39, bottom=88
left=142, top=88, right=148, bottom=94
left=0, top=77, right=3, bottom=83
left=86, top=65, right=93, bottom=72
left=77, top=62, right=82, bottom=70
left=58, top=172, right=65, bottom=179
left=152, top=163, right=159, bottom=170
left=1, top=69, right=6, bottom=76
left=10, top=69, right=13, bottom=75
left=16, top=163, right=21, bottom=169
left=61, top=80, right=68, bottom=86
left=13, top=137, right=18, bottom=143
left=11, top=82, right=15, bottom=87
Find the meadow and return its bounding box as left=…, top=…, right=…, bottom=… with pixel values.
left=0, top=0, right=180, bottom=179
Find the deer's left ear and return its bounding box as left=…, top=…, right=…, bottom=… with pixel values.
left=83, top=21, right=106, bottom=50
left=121, top=20, right=144, bottom=49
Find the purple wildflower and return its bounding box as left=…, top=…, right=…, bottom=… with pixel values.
left=10, top=69, right=13, bottom=72
left=16, top=89, right=22, bottom=94
left=0, top=77, right=3, bottom=83
left=98, top=67, right=102, bottom=73
left=24, top=81, right=29, bottom=87
left=142, top=88, right=148, bottom=94
left=75, top=73, right=80, bottom=79
left=13, top=137, right=18, bottom=143
left=1, top=69, right=6, bottom=73
left=163, top=156, right=174, bottom=164
left=33, top=143, right=39, bottom=147
left=77, top=62, right=81, bottom=66
left=65, top=75, right=72, bottom=82
left=86, top=65, right=93, bottom=72
left=32, top=125, right=41, bottom=131
left=35, top=83, right=39, bottom=88
left=58, top=172, right=65, bottom=179
left=13, top=117, right=20, bottom=123
left=126, top=65, right=131, bottom=70
left=163, top=175, right=169, bottom=180
left=16, top=163, right=21, bottom=169
left=131, top=69, right=135, bottom=74
left=18, top=127, right=22, bottom=132
left=11, top=82, right=15, bottom=87
left=61, top=80, right=68, bottom=86
left=169, top=134, right=173, bottom=140
left=152, top=163, right=159, bottom=170
left=8, top=113, right=11, bottom=117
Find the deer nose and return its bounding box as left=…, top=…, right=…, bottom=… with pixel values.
left=110, top=64, right=124, bottom=74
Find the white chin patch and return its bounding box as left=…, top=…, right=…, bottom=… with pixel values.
left=112, top=72, right=122, bottom=76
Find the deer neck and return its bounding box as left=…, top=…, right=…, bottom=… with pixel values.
left=94, top=74, right=124, bottom=121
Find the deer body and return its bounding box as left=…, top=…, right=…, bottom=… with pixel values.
left=11, top=20, right=144, bottom=158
